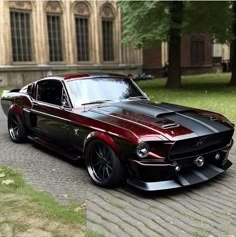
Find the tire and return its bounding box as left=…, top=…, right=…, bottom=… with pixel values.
left=85, top=139, right=126, bottom=188
left=8, top=111, right=27, bottom=143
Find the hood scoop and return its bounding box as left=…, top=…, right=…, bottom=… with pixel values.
left=161, top=123, right=180, bottom=129
left=155, top=119, right=180, bottom=129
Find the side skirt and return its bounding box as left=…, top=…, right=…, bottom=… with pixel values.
left=28, top=135, right=82, bottom=161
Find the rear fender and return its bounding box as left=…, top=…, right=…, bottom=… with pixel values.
left=9, top=104, right=23, bottom=117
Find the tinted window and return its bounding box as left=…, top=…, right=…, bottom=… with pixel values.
left=67, top=78, right=143, bottom=107
left=36, top=80, right=63, bottom=106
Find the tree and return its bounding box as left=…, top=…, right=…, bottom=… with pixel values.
left=119, top=1, right=184, bottom=89
left=166, top=1, right=183, bottom=89
left=119, top=1, right=233, bottom=88
left=230, top=1, right=236, bottom=86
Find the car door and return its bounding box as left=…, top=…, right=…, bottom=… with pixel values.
left=30, top=79, right=71, bottom=146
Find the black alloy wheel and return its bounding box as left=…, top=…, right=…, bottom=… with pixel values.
left=8, top=111, right=27, bottom=143
left=85, top=139, right=125, bottom=187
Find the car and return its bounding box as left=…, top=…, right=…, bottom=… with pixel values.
left=1, top=72, right=234, bottom=191
left=128, top=72, right=155, bottom=81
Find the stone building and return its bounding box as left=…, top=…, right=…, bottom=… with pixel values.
left=0, top=0, right=142, bottom=87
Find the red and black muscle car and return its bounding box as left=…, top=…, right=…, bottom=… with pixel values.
left=1, top=73, right=234, bottom=191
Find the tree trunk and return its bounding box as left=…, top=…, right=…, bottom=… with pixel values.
left=230, top=1, right=236, bottom=86
left=165, top=1, right=183, bottom=89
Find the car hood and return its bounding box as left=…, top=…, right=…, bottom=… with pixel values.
left=79, top=100, right=234, bottom=141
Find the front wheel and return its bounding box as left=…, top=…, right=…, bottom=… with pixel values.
left=85, top=139, right=126, bottom=188
left=8, top=111, right=27, bottom=143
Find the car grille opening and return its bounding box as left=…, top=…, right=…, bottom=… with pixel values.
left=169, top=130, right=233, bottom=160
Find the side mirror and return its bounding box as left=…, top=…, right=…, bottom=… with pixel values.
left=61, top=100, right=67, bottom=110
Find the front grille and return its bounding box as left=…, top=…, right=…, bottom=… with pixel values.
left=169, top=130, right=233, bottom=160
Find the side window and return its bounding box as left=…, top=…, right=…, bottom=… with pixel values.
left=36, top=80, right=63, bottom=106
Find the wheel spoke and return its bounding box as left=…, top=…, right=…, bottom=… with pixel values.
left=97, top=163, right=104, bottom=177
left=106, top=163, right=112, bottom=170
left=102, top=166, right=106, bottom=180
left=105, top=166, right=111, bottom=177
left=97, top=145, right=103, bottom=157
left=93, top=159, right=103, bottom=167
left=95, top=150, right=103, bottom=159
left=12, top=118, right=18, bottom=125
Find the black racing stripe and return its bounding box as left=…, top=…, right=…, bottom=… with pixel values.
left=182, top=111, right=230, bottom=133
left=164, top=113, right=214, bottom=136
left=113, top=101, right=169, bottom=117
left=157, top=102, right=192, bottom=112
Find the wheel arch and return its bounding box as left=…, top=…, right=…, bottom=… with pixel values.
left=83, top=131, right=120, bottom=156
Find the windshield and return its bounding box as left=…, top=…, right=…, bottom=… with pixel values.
left=67, top=77, right=145, bottom=107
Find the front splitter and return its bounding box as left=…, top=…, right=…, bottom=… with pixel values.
left=127, top=161, right=232, bottom=191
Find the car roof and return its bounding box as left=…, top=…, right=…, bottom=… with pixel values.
left=47, top=72, right=128, bottom=81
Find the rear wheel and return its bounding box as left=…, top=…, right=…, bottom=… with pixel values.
left=8, top=111, right=27, bottom=143
left=85, top=139, right=126, bottom=188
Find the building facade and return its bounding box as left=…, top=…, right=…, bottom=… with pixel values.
left=143, top=34, right=218, bottom=76
left=0, top=0, right=142, bottom=87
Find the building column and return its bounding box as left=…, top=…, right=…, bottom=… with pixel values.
left=93, top=1, right=101, bottom=65
left=0, top=0, right=5, bottom=65
left=63, top=0, right=74, bottom=65
left=2, top=1, right=12, bottom=65
left=34, top=1, right=47, bottom=65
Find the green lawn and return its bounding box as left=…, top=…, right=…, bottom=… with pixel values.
left=0, top=166, right=86, bottom=236
left=138, top=73, right=236, bottom=125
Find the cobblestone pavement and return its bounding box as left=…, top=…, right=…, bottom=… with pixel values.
left=0, top=110, right=88, bottom=204
left=1, top=109, right=236, bottom=237
left=87, top=146, right=236, bottom=237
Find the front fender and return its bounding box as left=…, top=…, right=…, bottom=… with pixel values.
left=83, top=131, right=119, bottom=155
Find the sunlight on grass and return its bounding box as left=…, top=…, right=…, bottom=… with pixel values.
left=138, top=73, right=236, bottom=124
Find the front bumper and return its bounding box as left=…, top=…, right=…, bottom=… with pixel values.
left=127, top=150, right=232, bottom=191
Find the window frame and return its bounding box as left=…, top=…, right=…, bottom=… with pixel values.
left=35, top=79, right=72, bottom=108
left=9, top=9, right=33, bottom=63
left=75, top=15, right=90, bottom=62
left=46, top=13, right=64, bottom=63
left=102, top=18, right=114, bottom=62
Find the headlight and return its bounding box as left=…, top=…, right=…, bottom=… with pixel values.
left=136, top=142, right=149, bottom=158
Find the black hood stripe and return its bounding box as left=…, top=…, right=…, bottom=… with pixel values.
left=177, top=112, right=218, bottom=133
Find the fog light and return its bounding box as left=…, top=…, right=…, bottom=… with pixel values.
left=175, top=165, right=181, bottom=172
left=194, top=156, right=205, bottom=167
left=215, top=152, right=220, bottom=160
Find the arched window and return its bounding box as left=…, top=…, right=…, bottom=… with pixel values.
left=9, top=1, right=33, bottom=62
left=73, top=2, right=90, bottom=62
left=101, top=5, right=115, bottom=62
left=45, top=1, right=63, bottom=62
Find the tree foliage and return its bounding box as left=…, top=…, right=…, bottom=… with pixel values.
left=119, top=1, right=232, bottom=46
left=118, top=1, right=236, bottom=88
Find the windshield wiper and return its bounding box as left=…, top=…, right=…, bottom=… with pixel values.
left=127, top=95, right=147, bottom=100
left=81, top=100, right=112, bottom=106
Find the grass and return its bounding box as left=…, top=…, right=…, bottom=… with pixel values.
left=138, top=73, right=236, bottom=124
left=0, top=166, right=86, bottom=236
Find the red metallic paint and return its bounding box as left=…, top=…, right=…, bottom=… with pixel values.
left=84, top=131, right=120, bottom=154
